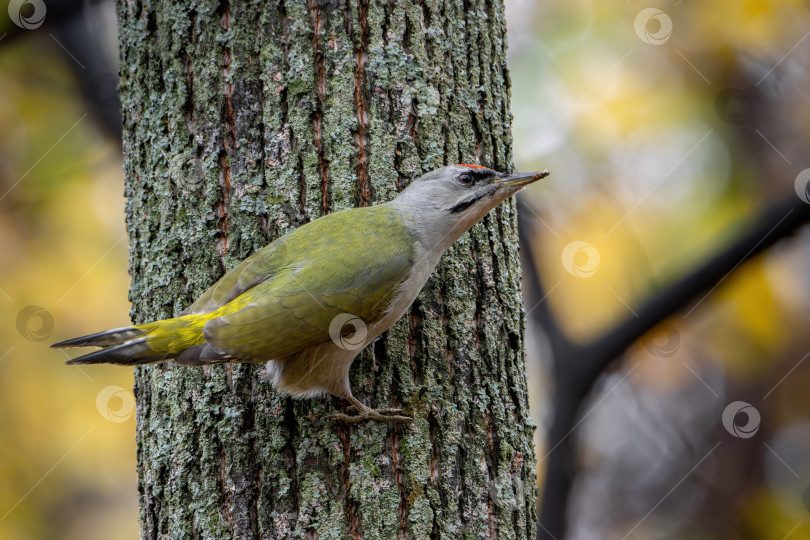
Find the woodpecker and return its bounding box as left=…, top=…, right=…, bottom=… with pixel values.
left=52, top=165, right=548, bottom=422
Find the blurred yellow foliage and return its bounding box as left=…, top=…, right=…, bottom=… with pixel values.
left=685, top=0, right=808, bottom=52
left=510, top=0, right=810, bottom=537
left=0, top=38, right=136, bottom=540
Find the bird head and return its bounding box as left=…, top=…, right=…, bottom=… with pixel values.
left=392, top=164, right=549, bottom=251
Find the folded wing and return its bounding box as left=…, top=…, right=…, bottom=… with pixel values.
left=197, top=206, right=416, bottom=361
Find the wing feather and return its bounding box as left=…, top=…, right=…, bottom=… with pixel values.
left=197, top=206, right=416, bottom=361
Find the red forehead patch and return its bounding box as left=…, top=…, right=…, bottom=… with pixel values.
left=457, top=164, right=489, bottom=169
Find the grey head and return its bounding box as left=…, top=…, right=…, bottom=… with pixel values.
left=390, top=164, right=549, bottom=252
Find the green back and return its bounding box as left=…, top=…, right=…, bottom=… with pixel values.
left=186, top=205, right=416, bottom=360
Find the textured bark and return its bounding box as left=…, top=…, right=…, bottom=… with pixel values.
left=118, top=0, right=535, bottom=538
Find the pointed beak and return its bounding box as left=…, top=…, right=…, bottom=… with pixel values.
left=495, top=170, right=550, bottom=187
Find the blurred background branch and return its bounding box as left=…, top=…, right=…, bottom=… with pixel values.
left=507, top=2, right=810, bottom=538
left=522, top=195, right=810, bottom=539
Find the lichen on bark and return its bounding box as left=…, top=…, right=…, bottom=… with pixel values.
left=118, top=0, right=536, bottom=537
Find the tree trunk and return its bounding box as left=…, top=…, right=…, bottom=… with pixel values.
left=118, top=0, right=535, bottom=537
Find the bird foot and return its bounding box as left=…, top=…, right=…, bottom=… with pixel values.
left=326, top=405, right=411, bottom=424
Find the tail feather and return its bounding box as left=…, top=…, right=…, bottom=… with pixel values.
left=53, top=314, right=209, bottom=366
left=51, top=326, right=144, bottom=349
left=63, top=338, right=172, bottom=366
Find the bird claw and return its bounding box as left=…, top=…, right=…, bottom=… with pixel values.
left=345, top=405, right=404, bottom=415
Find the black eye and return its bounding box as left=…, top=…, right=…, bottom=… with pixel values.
left=458, top=173, right=473, bottom=185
